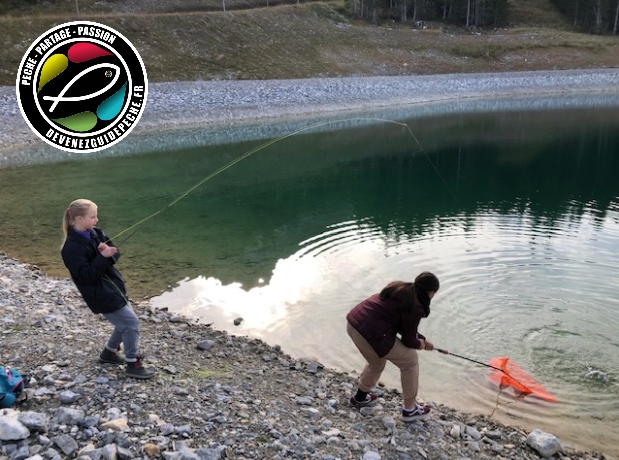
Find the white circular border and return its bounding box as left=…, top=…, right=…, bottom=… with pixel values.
left=16, top=20, right=148, bottom=153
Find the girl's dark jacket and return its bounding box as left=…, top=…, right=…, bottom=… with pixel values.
left=61, top=227, right=127, bottom=314
left=346, top=292, right=428, bottom=358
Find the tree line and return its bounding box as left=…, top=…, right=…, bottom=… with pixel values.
left=346, top=0, right=508, bottom=27
left=550, top=0, right=619, bottom=34
left=2, top=0, right=618, bottom=34
left=346, top=0, right=619, bottom=34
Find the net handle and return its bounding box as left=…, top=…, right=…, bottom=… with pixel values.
left=436, top=349, right=536, bottom=396
left=436, top=348, right=505, bottom=373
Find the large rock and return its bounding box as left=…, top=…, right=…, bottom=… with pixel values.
left=527, top=429, right=562, bottom=457
left=17, top=411, right=50, bottom=433
left=0, top=415, right=30, bottom=441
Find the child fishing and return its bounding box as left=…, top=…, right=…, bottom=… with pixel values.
left=61, top=198, right=156, bottom=379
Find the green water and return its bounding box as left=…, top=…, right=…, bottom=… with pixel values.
left=2, top=102, right=619, bottom=456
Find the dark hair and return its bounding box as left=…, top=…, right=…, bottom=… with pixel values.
left=379, top=272, right=439, bottom=315
left=415, top=271, right=440, bottom=293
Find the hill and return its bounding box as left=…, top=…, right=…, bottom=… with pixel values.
left=1, top=0, right=617, bottom=86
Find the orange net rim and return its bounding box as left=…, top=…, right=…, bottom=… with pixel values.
left=488, top=357, right=558, bottom=403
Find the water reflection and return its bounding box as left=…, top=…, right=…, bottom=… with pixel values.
left=150, top=105, right=619, bottom=457
left=153, top=203, right=619, bottom=455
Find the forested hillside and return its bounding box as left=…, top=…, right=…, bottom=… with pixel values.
left=1, top=0, right=617, bottom=33
left=345, top=0, right=618, bottom=34
left=550, top=0, right=619, bottom=33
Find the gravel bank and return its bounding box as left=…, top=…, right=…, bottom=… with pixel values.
left=0, top=253, right=611, bottom=460
left=2, top=69, right=619, bottom=167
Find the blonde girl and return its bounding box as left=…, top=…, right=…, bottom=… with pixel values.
left=61, top=199, right=155, bottom=379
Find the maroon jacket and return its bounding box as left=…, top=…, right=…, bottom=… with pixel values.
left=346, top=293, right=427, bottom=358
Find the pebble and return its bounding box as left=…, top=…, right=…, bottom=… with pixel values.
left=0, top=252, right=611, bottom=459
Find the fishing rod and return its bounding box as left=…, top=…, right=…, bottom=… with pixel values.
left=106, top=116, right=459, bottom=248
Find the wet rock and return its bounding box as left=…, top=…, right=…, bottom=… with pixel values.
left=527, top=428, right=563, bottom=457
left=465, top=425, right=482, bottom=441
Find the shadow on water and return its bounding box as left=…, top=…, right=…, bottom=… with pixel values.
left=2, top=101, right=619, bottom=456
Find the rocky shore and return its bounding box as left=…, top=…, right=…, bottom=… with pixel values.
left=0, top=253, right=611, bottom=460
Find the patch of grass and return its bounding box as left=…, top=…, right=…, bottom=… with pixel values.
left=154, top=367, right=229, bottom=384
left=0, top=0, right=320, bottom=16
left=1, top=324, right=27, bottom=333
left=507, top=0, right=573, bottom=29
left=255, top=435, right=271, bottom=443
left=1, top=1, right=617, bottom=87
left=193, top=368, right=230, bottom=379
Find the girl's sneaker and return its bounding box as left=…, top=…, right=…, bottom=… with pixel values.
left=402, top=404, right=431, bottom=422
left=125, top=358, right=157, bottom=379
left=99, top=347, right=125, bottom=364
left=349, top=393, right=378, bottom=408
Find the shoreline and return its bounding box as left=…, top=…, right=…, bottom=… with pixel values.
left=2, top=69, right=619, bottom=168
left=0, top=251, right=612, bottom=460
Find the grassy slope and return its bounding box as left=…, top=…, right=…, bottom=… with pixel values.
left=1, top=0, right=617, bottom=86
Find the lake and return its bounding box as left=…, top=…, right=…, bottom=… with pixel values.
left=1, top=95, right=618, bottom=457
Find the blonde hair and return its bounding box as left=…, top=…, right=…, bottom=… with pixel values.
left=62, top=199, right=97, bottom=246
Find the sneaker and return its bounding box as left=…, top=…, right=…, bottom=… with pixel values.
left=99, top=348, right=125, bottom=364
left=349, top=393, right=378, bottom=408
left=125, top=358, right=157, bottom=379
left=402, top=404, right=431, bottom=422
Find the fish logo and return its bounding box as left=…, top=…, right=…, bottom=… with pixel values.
left=16, top=21, right=147, bottom=153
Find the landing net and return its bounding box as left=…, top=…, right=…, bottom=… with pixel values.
left=488, top=357, right=558, bottom=403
